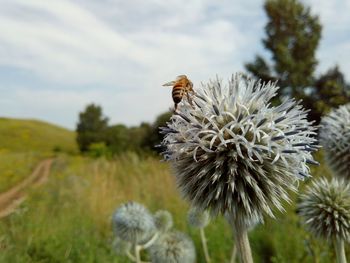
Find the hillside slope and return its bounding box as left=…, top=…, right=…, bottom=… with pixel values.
left=0, top=117, right=77, bottom=153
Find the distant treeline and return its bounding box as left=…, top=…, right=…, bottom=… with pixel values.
left=76, top=103, right=171, bottom=156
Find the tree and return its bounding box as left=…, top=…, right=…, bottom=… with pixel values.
left=129, top=122, right=153, bottom=153
left=104, top=124, right=130, bottom=154
left=246, top=0, right=350, bottom=122
left=307, top=66, right=350, bottom=121
left=142, top=111, right=172, bottom=153
left=246, top=0, right=321, bottom=100
left=76, top=104, right=109, bottom=152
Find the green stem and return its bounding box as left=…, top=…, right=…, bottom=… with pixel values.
left=134, top=245, right=141, bottom=263
left=233, top=222, right=253, bottom=263
left=126, top=250, right=136, bottom=262
left=200, top=227, right=211, bottom=262
left=140, top=232, right=159, bottom=250
left=334, top=238, right=347, bottom=263
left=230, top=243, right=237, bottom=263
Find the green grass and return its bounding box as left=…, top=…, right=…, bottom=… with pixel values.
left=0, top=153, right=346, bottom=263
left=0, top=117, right=77, bottom=191
left=0, top=117, right=77, bottom=154
left=0, top=152, right=42, bottom=192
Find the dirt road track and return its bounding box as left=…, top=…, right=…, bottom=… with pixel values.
left=0, top=159, right=53, bottom=218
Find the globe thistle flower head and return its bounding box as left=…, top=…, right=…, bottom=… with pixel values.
left=160, top=73, right=319, bottom=225
left=188, top=207, right=210, bottom=228
left=298, top=178, right=350, bottom=241
left=319, top=103, right=350, bottom=179
left=154, top=210, right=173, bottom=233
left=112, top=202, right=156, bottom=243
left=149, top=231, right=196, bottom=263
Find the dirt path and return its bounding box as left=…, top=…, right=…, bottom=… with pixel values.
left=0, top=159, right=53, bottom=218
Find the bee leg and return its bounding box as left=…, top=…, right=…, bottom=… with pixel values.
left=186, top=92, right=195, bottom=109
left=174, top=103, right=178, bottom=112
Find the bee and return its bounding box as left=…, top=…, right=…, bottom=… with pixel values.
left=163, top=75, right=194, bottom=111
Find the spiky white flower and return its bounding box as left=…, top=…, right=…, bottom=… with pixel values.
left=112, top=202, right=156, bottom=244
left=160, top=73, right=318, bottom=225
left=154, top=210, right=173, bottom=233
left=188, top=207, right=210, bottom=228
left=298, top=178, right=350, bottom=242
left=319, top=103, right=350, bottom=179
left=149, top=231, right=196, bottom=263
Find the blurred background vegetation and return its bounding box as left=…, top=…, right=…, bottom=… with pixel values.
left=0, top=0, right=349, bottom=262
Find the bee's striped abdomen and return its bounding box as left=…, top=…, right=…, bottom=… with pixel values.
left=172, top=85, right=184, bottom=104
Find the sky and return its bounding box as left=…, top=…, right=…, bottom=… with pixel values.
left=0, top=0, right=349, bottom=129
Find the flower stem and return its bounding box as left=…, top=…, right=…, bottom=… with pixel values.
left=126, top=250, right=136, bottom=262
left=200, top=227, right=211, bottom=262
left=134, top=245, right=141, bottom=263
left=334, top=238, right=347, bottom=263
left=230, top=243, right=237, bottom=263
left=140, top=232, right=159, bottom=250
left=233, top=222, right=253, bottom=263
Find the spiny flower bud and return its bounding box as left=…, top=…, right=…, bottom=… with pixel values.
left=112, top=202, right=156, bottom=244
left=319, top=103, right=350, bottom=179
left=298, top=178, right=350, bottom=241
left=149, top=231, right=196, bottom=263
left=188, top=207, right=210, bottom=228
left=154, top=210, right=173, bottom=233
left=161, top=73, right=318, bottom=225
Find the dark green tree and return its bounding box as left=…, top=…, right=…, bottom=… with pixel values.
left=142, top=111, right=172, bottom=153
left=76, top=104, right=109, bottom=152
left=246, top=0, right=322, bottom=99
left=104, top=124, right=130, bottom=154
left=131, top=122, right=153, bottom=152
left=307, top=66, right=350, bottom=121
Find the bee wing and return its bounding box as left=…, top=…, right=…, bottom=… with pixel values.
left=162, top=80, right=176, bottom=86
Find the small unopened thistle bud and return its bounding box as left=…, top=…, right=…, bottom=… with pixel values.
left=161, top=73, right=318, bottom=225
left=319, top=103, right=350, bottom=179
left=188, top=207, right=210, bottom=228
left=149, top=231, right=196, bottom=263
left=154, top=210, right=173, bottom=233
left=112, top=202, right=156, bottom=244
left=112, top=238, right=131, bottom=255
left=298, top=178, right=350, bottom=241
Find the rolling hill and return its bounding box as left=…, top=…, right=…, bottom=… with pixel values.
left=0, top=117, right=78, bottom=191
left=0, top=117, right=77, bottom=153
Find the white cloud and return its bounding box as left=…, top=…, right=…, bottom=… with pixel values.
left=0, top=0, right=148, bottom=85
left=0, top=86, right=171, bottom=128
left=304, top=0, right=350, bottom=76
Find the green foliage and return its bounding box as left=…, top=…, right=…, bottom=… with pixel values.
left=76, top=104, right=109, bottom=152
left=307, top=66, right=350, bottom=121
left=142, top=111, right=172, bottom=153
left=246, top=0, right=321, bottom=96
left=75, top=103, right=172, bottom=156
left=104, top=124, right=129, bottom=154
left=245, top=55, right=276, bottom=85
left=88, top=142, right=110, bottom=158
left=263, top=0, right=321, bottom=93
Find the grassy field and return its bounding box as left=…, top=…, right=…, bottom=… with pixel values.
left=0, top=118, right=77, bottom=154
left=0, top=152, right=346, bottom=262
left=0, top=118, right=77, bottom=191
